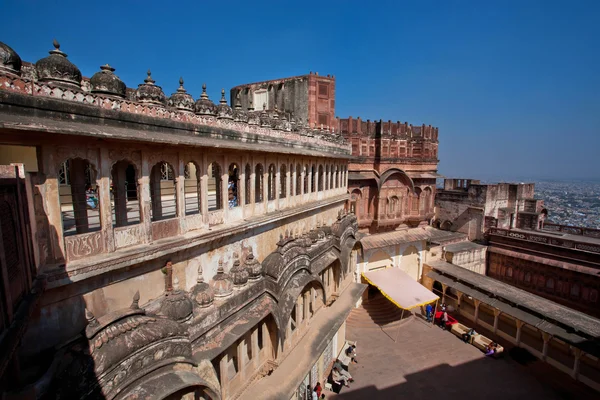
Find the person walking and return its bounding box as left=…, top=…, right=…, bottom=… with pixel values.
left=425, top=303, right=433, bottom=322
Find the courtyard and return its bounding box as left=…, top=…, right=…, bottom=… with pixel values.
left=328, top=312, right=597, bottom=400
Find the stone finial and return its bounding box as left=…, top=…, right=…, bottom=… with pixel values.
left=263, top=102, right=266, bottom=111
left=248, top=97, right=254, bottom=111
left=85, top=308, right=98, bottom=326
left=130, top=290, right=140, bottom=310
left=173, top=276, right=180, bottom=291
left=197, top=262, right=205, bottom=283
left=164, top=261, right=173, bottom=292
left=53, top=38, right=60, bottom=50
left=217, top=258, right=224, bottom=273
left=220, top=88, right=227, bottom=104
left=144, top=69, right=155, bottom=85
left=178, top=77, right=185, bottom=92
left=201, top=83, right=208, bottom=99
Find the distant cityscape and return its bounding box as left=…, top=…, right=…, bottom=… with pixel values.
left=534, top=180, right=600, bottom=229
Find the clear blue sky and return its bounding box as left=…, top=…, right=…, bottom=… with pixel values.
left=2, top=0, right=599, bottom=181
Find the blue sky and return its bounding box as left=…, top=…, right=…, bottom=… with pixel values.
left=2, top=0, right=599, bottom=181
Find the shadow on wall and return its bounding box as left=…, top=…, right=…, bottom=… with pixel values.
left=332, top=353, right=594, bottom=400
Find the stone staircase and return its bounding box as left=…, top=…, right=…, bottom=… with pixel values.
left=347, top=294, right=412, bottom=329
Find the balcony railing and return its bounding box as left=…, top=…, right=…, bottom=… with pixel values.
left=488, top=227, right=600, bottom=255
left=541, top=223, right=600, bottom=239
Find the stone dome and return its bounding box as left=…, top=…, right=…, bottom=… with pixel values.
left=230, top=253, right=249, bottom=287
left=194, top=83, right=217, bottom=116
left=135, top=70, right=166, bottom=105
left=189, top=259, right=214, bottom=308
left=244, top=248, right=263, bottom=280
left=159, top=277, right=193, bottom=323
left=0, top=41, right=22, bottom=76
left=90, top=64, right=126, bottom=97
left=216, top=89, right=233, bottom=120
left=35, top=39, right=82, bottom=87
left=168, top=77, right=195, bottom=112
left=209, top=260, right=233, bottom=298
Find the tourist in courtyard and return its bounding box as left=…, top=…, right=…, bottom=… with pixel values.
left=314, top=382, right=322, bottom=398
left=441, top=310, right=449, bottom=330
left=463, top=327, right=477, bottom=343
left=345, top=344, right=358, bottom=363
left=331, top=366, right=351, bottom=388
left=426, top=303, right=433, bottom=322
left=485, top=342, right=498, bottom=356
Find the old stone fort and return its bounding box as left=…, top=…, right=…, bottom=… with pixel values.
left=0, top=39, right=598, bottom=399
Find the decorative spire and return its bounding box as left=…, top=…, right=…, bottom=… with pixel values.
left=197, top=262, right=205, bottom=283
left=217, top=258, right=224, bottom=273
left=85, top=308, right=98, bottom=326
left=130, top=290, right=140, bottom=310
left=234, top=92, right=242, bottom=110
left=100, top=64, right=115, bottom=72
left=248, top=97, right=254, bottom=111
left=220, top=88, right=227, bottom=104
left=49, top=39, right=66, bottom=56
left=164, top=261, right=173, bottom=292
left=263, top=102, right=267, bottom=111
left=201, top=83, right=209, bottom=99
left=144, top=69, right=155, bottom=85
left=177, top=77, right=186, bottom=92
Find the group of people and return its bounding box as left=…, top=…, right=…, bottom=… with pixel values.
left=485, top=341, right=500, bottom=356
left=307, top=383, right=325, bottom=399
left=327, top=343, right=358, bottom=393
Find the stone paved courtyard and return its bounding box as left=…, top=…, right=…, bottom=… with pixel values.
left=328, top=317, right=595, bottom=400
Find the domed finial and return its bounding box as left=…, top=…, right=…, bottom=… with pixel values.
left=130, top=290, right=140, bottom=309
left=220, top=88, right=227, bottom=104
left=100, top=64, right=115, bottom=72
left=53, top=39, right=60, bottom=50
left=217, top=258, right=224, bottom=273
left=85, top=308, right=98, bottom=326
left=201, top=83, right=208, bottom=99
left=173, top=276, right=180, bottom=291
left=144, top=69, right=155, bottom=84
left=197, top=262, right=204, bottom=283
left=48, top=39, right=67, bottom=57
left=177, top=76, right=186, bottom=92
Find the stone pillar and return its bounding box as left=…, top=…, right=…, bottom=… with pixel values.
left=441, top=283, right=447, bottom=304
left=222, top=155, right=229, bottom=219
left=176, top=155, right=185, bottom=219
left=515, top=319, right=524, bottom=345
left=542, top=332, right=552, bottom=361
left=69, top=158, right=89, bottom=234
left=493, top=308, right=501, bottom=334
left=236, top=339, right=244, bottom=380
left=98, top=148, right=114, bottom=251
left=473, top=299, right=481, bottom=324
left=275, top=162, right=280, bottom=210
left=139, top=151, right=152, bottom=242
left=42, top=146, right=66, bottom=262
left=200, top=154, right=209, bottom=220
left=219, top=355, right=228, bottom=399
left=239, top=158, right=246, bottom=212
left=304, top=291, right=310, bottom=325
left=300, top=165, right=305, bottom=196
left=297, top=295, right=303, bottom=325
left=149, top=163, right=162, bottom=220
left=572, top=347, right=582, bottom=380
left=251, top=327, right=259, bottom=362
left=456, top=291, right=462, bottom=310
left=263, top=164, right=268, bottom=205
left=113, top=161, right=128, bottom=227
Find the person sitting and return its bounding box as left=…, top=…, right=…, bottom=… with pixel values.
left=333, top=360, right=354, bottom=383
left=485, top=342, right=498, bottom=356
left=462, top=328, right=477, bottom=343
left=331, top=367, right=350, bottom=388
left=345, top=344, right=358, bottom=364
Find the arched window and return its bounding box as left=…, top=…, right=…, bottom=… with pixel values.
left=304, top=164, right=309, bottom=194
left=506, top=267, right=513, bottom=278
left=228, top=163, right=239, bottom=208
left=268, top=164, right=276, bottom=201
left=255, top=164, right=264, bottom=203
left=412, top=188, right=421, bottom=213
left=184, top=162, right=201, bottom=215
left=111, top=160, right=140, bottom=227
left=335, top=165, right=339, bottom=189
left=311, top=164, right=316, bottom=193
left=245, top=164, right=252, bottom=205
left=546, top=278, right=555, bottom=291
left=150, top=162, right=177, bottom=221
left=318, top=165, right=324, bottom=191
left=423, top=187, right=433, bottom=214
left=570, top=284, right=580, bottom=298
left=207, top=162, right=223, bottom=211
left=325, top=165, right=329, bottom=190
left=280, top=164, right=287, bottom=198
left=59, top=158, right=101, bottom=235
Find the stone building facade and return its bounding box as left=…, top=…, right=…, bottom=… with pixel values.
left=231, top=72, right=336, bottom=130
left=340, top=118, right=439, bottom=234
left=434, top=178, right=546, bottom=241
left=486, top=224, right=600, bottom=318
left=0, top=40, right=363, bottom=400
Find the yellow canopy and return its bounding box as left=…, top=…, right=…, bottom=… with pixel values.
left=362, top=268, right=438, bottom=310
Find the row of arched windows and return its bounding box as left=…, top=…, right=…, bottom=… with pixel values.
left=57, top=158, right=348, bottom=237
